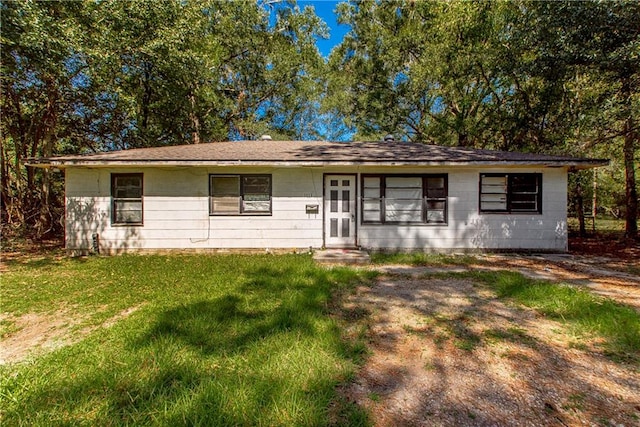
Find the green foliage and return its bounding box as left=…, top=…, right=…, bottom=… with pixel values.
left=328, top=1, right=531, bottom=147
left=328, top=0, right=638, bottom=234
left=2, top=0, right=637, bottom=239
left=369, top=252, right=482, bottom=266
left=1, top=0, right=330, bottom=239
left=0, top=253, right=375, bottom=425
left=1, top=1, right=93, bottom=236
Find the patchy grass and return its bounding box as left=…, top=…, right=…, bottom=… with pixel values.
left=370, top=252, right=482, bottom=266
left=483, top=326, right=536, bottom=347
left=567, top=217, right=626, bottom=234
left=4, top=249, right=638, bottom=425
left=563, top=392, right=586, bottom=412
left=367, top=392, right=381, bottom=402
left=449, top=270, right=640, bottom=362
left=0, top=318, right=20, bottom=339
left=0, top=253, right=376, bottom=426
left=403, top=313, right=482, bottom=352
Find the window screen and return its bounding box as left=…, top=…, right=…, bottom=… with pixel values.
left=111, top=174, right=143, bottom=225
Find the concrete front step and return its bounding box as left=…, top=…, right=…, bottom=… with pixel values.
left=313, top=249, right=371, bottom=265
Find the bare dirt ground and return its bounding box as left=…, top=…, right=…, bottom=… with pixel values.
left=0, top=306, right=141, bottom=364
left=0, top=310, right=80, bottom=363
left=0, top=238, right=65, bottom=272
left=569, top=234, right=640, bottom=263
left=341, top=254, right=640, bottom=427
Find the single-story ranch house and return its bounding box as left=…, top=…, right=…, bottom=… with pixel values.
left=29, top=140, right=606, bottom=255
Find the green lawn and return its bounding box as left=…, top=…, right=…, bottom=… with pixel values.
left=2, top=251, right=639, bottom=425
left=567, top=216, right=626, bottom=234
left=0, top=254, right=375, bottom=426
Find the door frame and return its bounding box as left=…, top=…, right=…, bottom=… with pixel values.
left=323, top=173, right=358, bottom=248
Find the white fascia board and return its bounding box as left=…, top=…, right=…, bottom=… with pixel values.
left=39, top=160, right=607, bottom=169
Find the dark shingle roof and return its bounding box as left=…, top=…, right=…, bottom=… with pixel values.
left=28, top=140, right=608, bottom=169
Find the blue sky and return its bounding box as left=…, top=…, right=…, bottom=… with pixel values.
left=298, top=1, right=350, bottom=57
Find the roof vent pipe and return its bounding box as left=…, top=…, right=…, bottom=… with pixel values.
left=259, top=134, right=273, bottom=141
left=383, top=134, right=395, bottom=142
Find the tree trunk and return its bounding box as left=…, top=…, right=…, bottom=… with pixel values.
left=13, top=138, right=25, bottom=224
left=592, top=169, right=597, bottom=218
left=0, top=134, right=8, bottom=220
left=457, top=132, right=469, bottom=147
left=37, top=83, right=59, bottom=238
left=623, top=117, right=638, bottom=239
left=189, top=92, right=201, bottom=144
left=622, top=76, right=638, bottom=239
left=576, top=181, right=586, bottom=237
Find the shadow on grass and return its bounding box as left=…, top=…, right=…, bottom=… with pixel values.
left=2, top=253, right=68, bottom=269
left=1, top=238, right=68, bottom=268
left=2, top=252, right=91, bottom=270
left=137, top=295, right=318, bottom=356
left=0, top=257, right=374, bottom=426
left=137, top=264, right=376, bottom=359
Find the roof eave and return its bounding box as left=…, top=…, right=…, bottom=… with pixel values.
left=25, top=158, right=610, bottom=169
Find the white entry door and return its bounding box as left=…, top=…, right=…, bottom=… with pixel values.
left=324, top=175, right=357, bottom=248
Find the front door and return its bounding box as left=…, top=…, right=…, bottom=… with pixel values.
left=324, top=175, right=357, bottom=248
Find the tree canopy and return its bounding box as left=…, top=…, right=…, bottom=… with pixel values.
left=1, top=0, right=328, bottom=236
left=326, top=0, right=638, bottom=236
left=1, top=0, right=638, bottom=239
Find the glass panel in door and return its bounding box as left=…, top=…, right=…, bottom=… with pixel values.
left=324, top=175, right=356, bottom=248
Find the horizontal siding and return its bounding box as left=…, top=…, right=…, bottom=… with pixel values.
left=65, top=167, right=325, bottom=251
left=65, top=165, right=569, bottom=252
left=92, top=227, right=321, bottom=240
left=357, top=238, right=566, bottom=251
left=358, top=167, right=567, bottom=250
left=94, top=238, right=323, bottom=251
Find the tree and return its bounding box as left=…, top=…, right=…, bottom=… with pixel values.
left=1, top=0, right=329, bottom=239
left=327, top=1, right=515, bottom=146
left=329, top=0, right=638, bottom=237
left=516, top=0, right=639, bottom=238
left=1, top=1, right=94, bottom=237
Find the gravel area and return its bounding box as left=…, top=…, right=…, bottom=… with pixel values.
left=341, top=268, right=640, bottom=426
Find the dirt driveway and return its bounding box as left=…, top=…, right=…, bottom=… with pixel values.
left=341, top=259, right=640, bottom=426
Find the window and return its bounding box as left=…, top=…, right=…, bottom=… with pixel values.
left=111, top=173, right=143, bottom=225
left=210, top=174, right=271, bottom=215
left=480, top=173, right=542, bottom=213
left=362, top=174, right=447, bottom=224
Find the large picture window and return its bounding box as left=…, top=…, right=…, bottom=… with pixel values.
left=362, top=174, right=447, bottom=224
left=480, top=173, right=542, bottom=213
left=210, top=174, right=271, bottom=215
left=111, top=173, right=143, bottom=225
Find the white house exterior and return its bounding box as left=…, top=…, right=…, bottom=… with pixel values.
left=29, top=140, right=606, bottom=255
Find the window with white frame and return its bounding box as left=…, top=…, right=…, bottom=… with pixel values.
left=362, top=174, right=447, bottom=224
left=480, top=173, right=542, bottom=213
left=209, top=174, right=271, bottom=215
left=111, top=173, right=143, bottom=225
